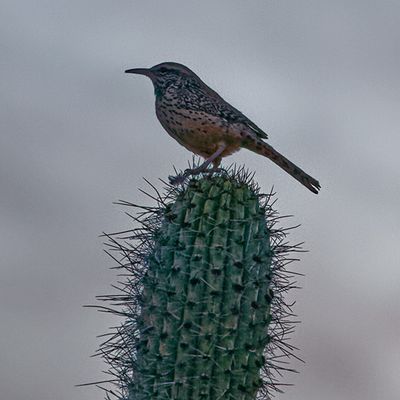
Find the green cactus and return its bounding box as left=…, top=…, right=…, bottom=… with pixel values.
left=98, top=167, right=300, bottom=400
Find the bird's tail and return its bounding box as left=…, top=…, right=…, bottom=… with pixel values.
left=243, top=139, right=321, bottom=194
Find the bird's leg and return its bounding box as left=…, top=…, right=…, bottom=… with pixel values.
left=188, top=144, right=226, bottom=175
left=169, top=144, right=226, bottom=185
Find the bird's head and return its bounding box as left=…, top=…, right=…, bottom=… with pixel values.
left=125, top=62, right=200, bottom=95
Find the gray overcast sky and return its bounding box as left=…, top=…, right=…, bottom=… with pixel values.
left=1, top=1, right=399, bottom=399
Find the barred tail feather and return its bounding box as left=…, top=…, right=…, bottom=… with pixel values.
left=244, top=140, right=321, bottom=194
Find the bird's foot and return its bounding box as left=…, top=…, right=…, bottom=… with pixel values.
left=204, top=167, right=223, bottom=175
left=169, top=166, right=222, bottom=186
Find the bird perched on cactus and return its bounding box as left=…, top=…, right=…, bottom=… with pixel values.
left=125, top=62, right=320, bottom=194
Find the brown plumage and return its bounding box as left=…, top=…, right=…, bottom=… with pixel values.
left=125, top=62, right=320, bottom=194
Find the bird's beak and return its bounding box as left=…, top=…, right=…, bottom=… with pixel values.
left=125, top=68, right=153, bottom=77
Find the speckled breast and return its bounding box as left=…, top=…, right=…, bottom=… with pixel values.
left=155, top=104, right=243, bottom=159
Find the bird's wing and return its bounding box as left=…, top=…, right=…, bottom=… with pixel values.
left=217, top=103, right=269, bottom=140
left=199, top=84, right=269, bottom=139
left=240, top=118, right=269, bottom=139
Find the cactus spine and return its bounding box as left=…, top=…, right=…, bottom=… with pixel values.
left=98, top=168, right=299, bottom=400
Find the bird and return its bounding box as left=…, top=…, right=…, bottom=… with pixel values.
left=125, top=62, right=320, bottom=194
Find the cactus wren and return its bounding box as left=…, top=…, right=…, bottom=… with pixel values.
left=125, top=62, right=321, bottom=194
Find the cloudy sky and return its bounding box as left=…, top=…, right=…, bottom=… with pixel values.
left=1, top=1, right=399, bottom=399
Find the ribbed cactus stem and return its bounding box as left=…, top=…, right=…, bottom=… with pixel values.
left=133, top=177, right=273, bottom=399
left=97, top=167, right=300, bottom=400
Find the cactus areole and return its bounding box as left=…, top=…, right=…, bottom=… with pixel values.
left=98, top=167, right=301, bottom=400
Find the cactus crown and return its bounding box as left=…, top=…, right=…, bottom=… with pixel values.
left=96, top=166, right=303, bottom=400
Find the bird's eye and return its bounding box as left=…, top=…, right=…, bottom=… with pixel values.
left=159, top=67, right=168, bottom=73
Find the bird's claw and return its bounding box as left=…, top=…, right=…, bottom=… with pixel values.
left=169, top=166, right=223, bottom=186
left=205, top=167, right=223, bottom=174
